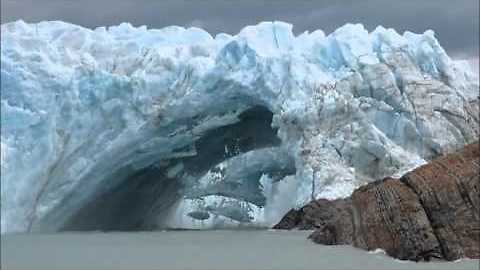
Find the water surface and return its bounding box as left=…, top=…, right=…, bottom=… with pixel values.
left=2, top=230, right=478, bottom=270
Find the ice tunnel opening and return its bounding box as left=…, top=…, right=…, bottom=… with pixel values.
left=59, top=105, right=296, bottom=231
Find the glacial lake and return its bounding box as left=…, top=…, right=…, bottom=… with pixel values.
left=2, top=230, right=478, bottom=270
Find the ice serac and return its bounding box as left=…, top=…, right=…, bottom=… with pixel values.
left=1, top=21, right=478, bottom=233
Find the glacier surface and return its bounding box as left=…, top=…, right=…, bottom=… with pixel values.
left=1, top=20, right=478, bottom=233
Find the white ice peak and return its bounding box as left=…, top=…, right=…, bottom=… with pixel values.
left=1, top=21, right=478, bottom=233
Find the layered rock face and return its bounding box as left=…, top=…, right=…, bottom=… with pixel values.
left=274, top=142, right=480, bottom=261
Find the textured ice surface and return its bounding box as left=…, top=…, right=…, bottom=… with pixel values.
left=1, top=21, right=478, bottom=233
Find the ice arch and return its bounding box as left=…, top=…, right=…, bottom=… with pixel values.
left=1, top=20, right=478, bottom=233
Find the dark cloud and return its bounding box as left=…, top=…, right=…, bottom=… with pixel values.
left=1, top=0, right=478, bottom=57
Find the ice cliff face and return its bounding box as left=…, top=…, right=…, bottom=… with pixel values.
left=1, top=20, right=478, bottom=233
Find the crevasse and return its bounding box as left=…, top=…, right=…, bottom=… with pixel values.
left=1, top=21, right=478, bottom=233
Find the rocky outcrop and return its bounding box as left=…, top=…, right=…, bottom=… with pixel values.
left=274, top=142, right=480, bottom=261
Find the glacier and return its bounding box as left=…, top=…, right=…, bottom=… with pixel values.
left=1, top=20, right=478, bottom=233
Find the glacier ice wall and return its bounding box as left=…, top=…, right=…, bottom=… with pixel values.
left=1, top=21, right=478, bottom=233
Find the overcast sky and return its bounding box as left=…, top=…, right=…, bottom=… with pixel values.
left=1, top=0, right=478, bottom=58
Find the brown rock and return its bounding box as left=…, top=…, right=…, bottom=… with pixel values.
left=274, top=142, right=480, bottom=261
left=401, top=142, right=480, bottom=260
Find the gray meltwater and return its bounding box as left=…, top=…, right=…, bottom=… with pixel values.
left=1, top=230, right=478, bottom=270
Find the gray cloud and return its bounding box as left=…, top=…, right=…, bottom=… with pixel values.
left=1, top=0, right=478, bottom=57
